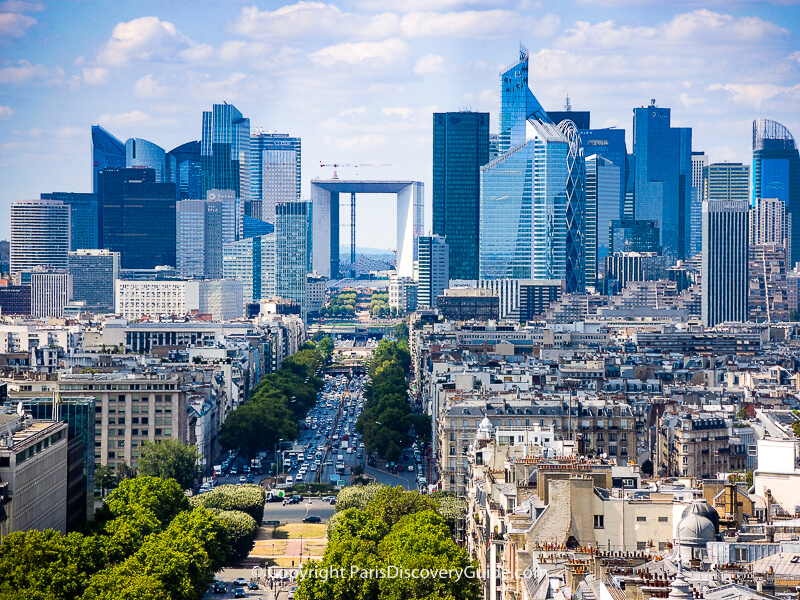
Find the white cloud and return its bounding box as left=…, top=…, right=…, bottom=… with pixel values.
left=133, top=74, right=164, bottom=99
left=96, top=16, right=198, bottom=66
left=311, top=38, right=410, bottom=67
left=707, top=83, right=799, bottom=109
left=82, top=67, right=109, bottom=85
left=339, top=106, right=367, bottom=117
left=400, top=10, right=559, bottom=38
left=0, top=12, right=35, bottom=38
left=230, top=2, right=399, bottom=43
left=0, top=60, right=62, bottom=84
left=97, top=110, right=152, bottom=128
left=0, top=1, right=44, bottom=12
left=0, top=105, right=14, bottom=120
left=414, top=54, right=446, bottom=75
left=382, top=107, right=413, bottom=118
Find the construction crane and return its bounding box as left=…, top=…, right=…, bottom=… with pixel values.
left=318, top=162, right=393, bottom=277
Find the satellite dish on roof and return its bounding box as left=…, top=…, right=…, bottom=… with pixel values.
left=17, top=402, right=24, bottom=417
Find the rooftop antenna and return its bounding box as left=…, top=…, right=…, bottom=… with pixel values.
left=564, top=95, right=572, bottom=112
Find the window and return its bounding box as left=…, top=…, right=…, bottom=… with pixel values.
left=658, top=516, right=668, bottom=523
left=659, top=542, right=668, bottom=551
left=636, top=516, right=646, bottom=522
left=450, top=432, right=455, bottom=441
left=594, top=515, right=604, bottom=528
left=637, top=541, right=647, bottom=551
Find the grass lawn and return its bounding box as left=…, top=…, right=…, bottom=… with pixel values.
left=271, top=523, right=327, bottom=539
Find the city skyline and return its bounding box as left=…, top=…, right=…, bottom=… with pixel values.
left=1, top=1, right=799, bottom=248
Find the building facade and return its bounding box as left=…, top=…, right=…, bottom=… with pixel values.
left=68, top=249, right=119, bottom=313
left=91, top=125, right=126, bottom=195
left=417, top=235, right=449, bottom=309
left=40, top=193, right=98, bottom=251
left=115, top=279, right=243, bottom=321
left=702, top=200, right=749, bottom=327
left=433, top=111, right=490, bottom=281
left=275, top=201, right=308, bottom=317
left=250, top=132, right=301, bottom=223
left=586, top=155, right=621, bottom=291
left=126, top=138, right=167, bottom=182
left=708, top=162, right=750, bottom=202
left=10, top=200, right=71, bottom=278
left=201, top=103, right=251, bottom=216
left=222, top=234, right=276, bottom=307
left=691, top=151, right=709, bottom=256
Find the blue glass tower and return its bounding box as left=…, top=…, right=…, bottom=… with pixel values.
left=202, top=103, right=251, bottom=214
left=251, top=132, right=301, bottom=223
left=752, top=119, right=800, bottom=264
left=585, top=155, right=621, bottom=291
left=433, top=111, right=489, bottom=280
left=40, top=192, right=98, bottom=250
left=91, top=125, right=125, bottom=194
left=126, top=138, right=167, bottom=182
left=499, top=45, right=552, bottom=154
left=169, top=141, right=202, bottom=200
left=632, top=101, right=692, bottom=260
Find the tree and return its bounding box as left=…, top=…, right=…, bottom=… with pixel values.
left=641, top=459, right=654, bottom=477
left=190, top=484, right=266, bottom=525
left=95, top=464, right=118, bottom=497
left=137, top=439, right=199, bottom=490
left=366, top=486, right=437, bottom=529
left=210, top=510, right=258, bottom=561
left=736, top=407, right=748, bottom=419
left=105, top=477, right=190, bottom=528
left=317, top=335, right=334, bottom=364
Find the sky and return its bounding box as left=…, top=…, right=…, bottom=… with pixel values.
left=1, top=0, right=799, bottom=250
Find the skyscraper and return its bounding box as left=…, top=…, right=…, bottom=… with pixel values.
left=690, top=151, right=709, bottom=256
left=609, top=220, right=661, bottom=255
left=91, top=125, right=125, bottom=194
left=632, top=100, right=692, bottom=260
left=702, top=201, right=749, bottom=327
left=250, top=132, right=301, bottom=223
left=97, top=167, right=176, bottom=269
left=432, top=111, right=489, bottom=281
left=275, top=201, right=309, bottom=317
left=417, top=235, right=449, bottom=309
left=223, top=234, right=276, bottom=307
left=126, top=138, right=168, bottom=182
left=559, top=120, right=586, bottom=293
left=176, top=201, right=208, bottom=278
left=708, top=163, right=750, bottom=202
left=585, top=155, right=621, bottom=291
left=40, top=192, right=98, bottom=251
left=750, top=197, right=792, bottom=259
left=499, top=45, right=552, bottom=154
left=67, top=249, right=119, bottom=313
left=752, top=119, right=800, bottom=266
left=10, top=200, right=71, bottom=277
left=201, top=103, right=251, bottom=216
left=169, top=141, right=202, bottom=200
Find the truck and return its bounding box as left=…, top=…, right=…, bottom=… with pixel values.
left=340, top=439, right=349, bottom=450
left=213, top=465, right=222, bottom=477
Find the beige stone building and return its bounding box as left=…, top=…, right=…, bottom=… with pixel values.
left=657, top=412, right=731, bottom=479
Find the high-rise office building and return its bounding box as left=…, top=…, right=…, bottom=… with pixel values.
left=753, top=119, right=800, bottom=265
left=498, top=46, right=552, bottom=154
left=67, top=249, right=119, bottom=313
left=585, top=155, right=621, bottom=291
left=201, top=103, right=251, bottom=216
left=0, top=282, right=31, bottom=315
left=480, top=124, right=569, bottom=282
left=560, top=120, right=586, bottom=294
left=690, top=152, right=709, bottom=256
left=223, top=234, right=276, bottom=306
left=275, top=201, right=308, bottom=317
left=702, top=201, right=749, bottom=326
left=432, top=111, right=489, bottom=281
left=708, top=162, right=750, bottom=202
left=579, top=128, right=628, bottom=220
left=632, top=100, right=692, bottom=260
left=91, top=125, right=125, bottom=194
left=126, top=138, right=167, bottom=182
left=31, top=271, right=73, bottom=318
left=169, top=141, right=202, bottom=200
left=176, top=201, right=207, bottom=278
left=750, top=197, right=792, bottom=259
left=40, top=193, right=98, bottom=251
left=97, top=167, right=177, bottom=269
left=251, top=132, right=301, bottom=222
left=10, top=200, right=71, bottom=277
left=609, top=220, right=661, bottom=255
left=416, top=235, right=449, bottom=309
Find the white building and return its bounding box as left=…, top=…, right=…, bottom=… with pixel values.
left=115, top=279, right=243, bottom=321
left=306, top=273, right=326, bottom=314
left=10, top=200, right=71, bottom=278
left=31, top=271, right=73, bottom=318
left=389, top=275, right=418, bottom=312
left=222, top=234, right=276, bottom=307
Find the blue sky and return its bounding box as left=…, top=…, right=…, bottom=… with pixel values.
left=1, top=0, right=799, bottom=249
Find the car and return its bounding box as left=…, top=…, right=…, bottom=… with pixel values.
left=230, top=467, right=238, bottom=475
left=246, top=474, right=254, bottom=483
left=239, top=475, right=247, bottom=483
left=288, top=585, right=298, bottom=599
left=302, top=515, right=322, bottom=523
left=234, top=588, right=245, bottom=598
left=287, top=496, right=301, bottom=505
left=234, top=578, right=248, bottom=586
left=212, top=581, right=227, bottom=593
left=248, top=581, right=259, bottom=590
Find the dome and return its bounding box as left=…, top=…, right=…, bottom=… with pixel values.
left=681, top=499, right=720, bottom=534
left=475, top=416, right=495, bottom=442
left=676, top=513, right=715, bottom=546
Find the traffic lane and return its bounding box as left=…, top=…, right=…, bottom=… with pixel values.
left=262, top=499, right=335, bottom=523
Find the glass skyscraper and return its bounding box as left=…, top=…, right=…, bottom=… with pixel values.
left=40, top=192, right=98, bottom=251
left=276, top=201, right=309, bottom=317
left=169, top=141, right=202, bottom=200
left=91, top=125, right=125, bottom=194
left=752, top=119, right=800, bottom=264
left=690, top=151, right=709, bottom=256
left=559, top=119, right=586, bottom=293
left=702, top=201, right=749, bottom=326
left=251, top=132, right=301, bottom=223
left=126, top=138, right=167, bottom=182
left=708, top=163, right=750, bottom=202
left=417, top=235, right=449, bottom=309
left=632, top=101, right=692, bottom=260
left=499, top=46, right=552, bottom=154
left=432, top=111, right=489, bottom=281
left=585, top=155, right=621, bottom=291
left=223, top=233, right=276, bottom=307
left=201, top=103, right=251, bottom=215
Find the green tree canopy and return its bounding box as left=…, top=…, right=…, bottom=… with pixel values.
left=136, top=439, right=199, bottom=490
left=105, top=477, right=190, bottom=528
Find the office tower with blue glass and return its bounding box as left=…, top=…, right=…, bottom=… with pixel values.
left=91, top=125, right=126, bottom=194
left=417, top=235, right=449, bottom=309
left=67, top=249, right=119, bottom=313
left=585, top=155, right=621, bottom=291
left=251, top=132, right=301, bottom=223
left=40, top=192, right=98, bottom=250
left=223, top=234, right=276, bottom=307
left=202, top=103, right=251, bottom=216
left=690, top=151, right=708, bottom=256
left=126, top=138, right=168, bottom=182
left=97, top=167, right=177, bottom=269
left=498, top=45, right=551, bottom=154
left=169, top=141, right=202, bottom=200
left=702, top=200, right=749, bottom=327
left=10, top=199, right=71, bottom=278
left=609, top=219, right=661, bottom=255
left=632, top=100, right=692, bottom=261
left=753, top=119, right=800, bottom=265
left=708, top=162, right=750, bottom=202
left=276, top=201, right=309, bottom=317
left=433, top=111, right=489, bottom=281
